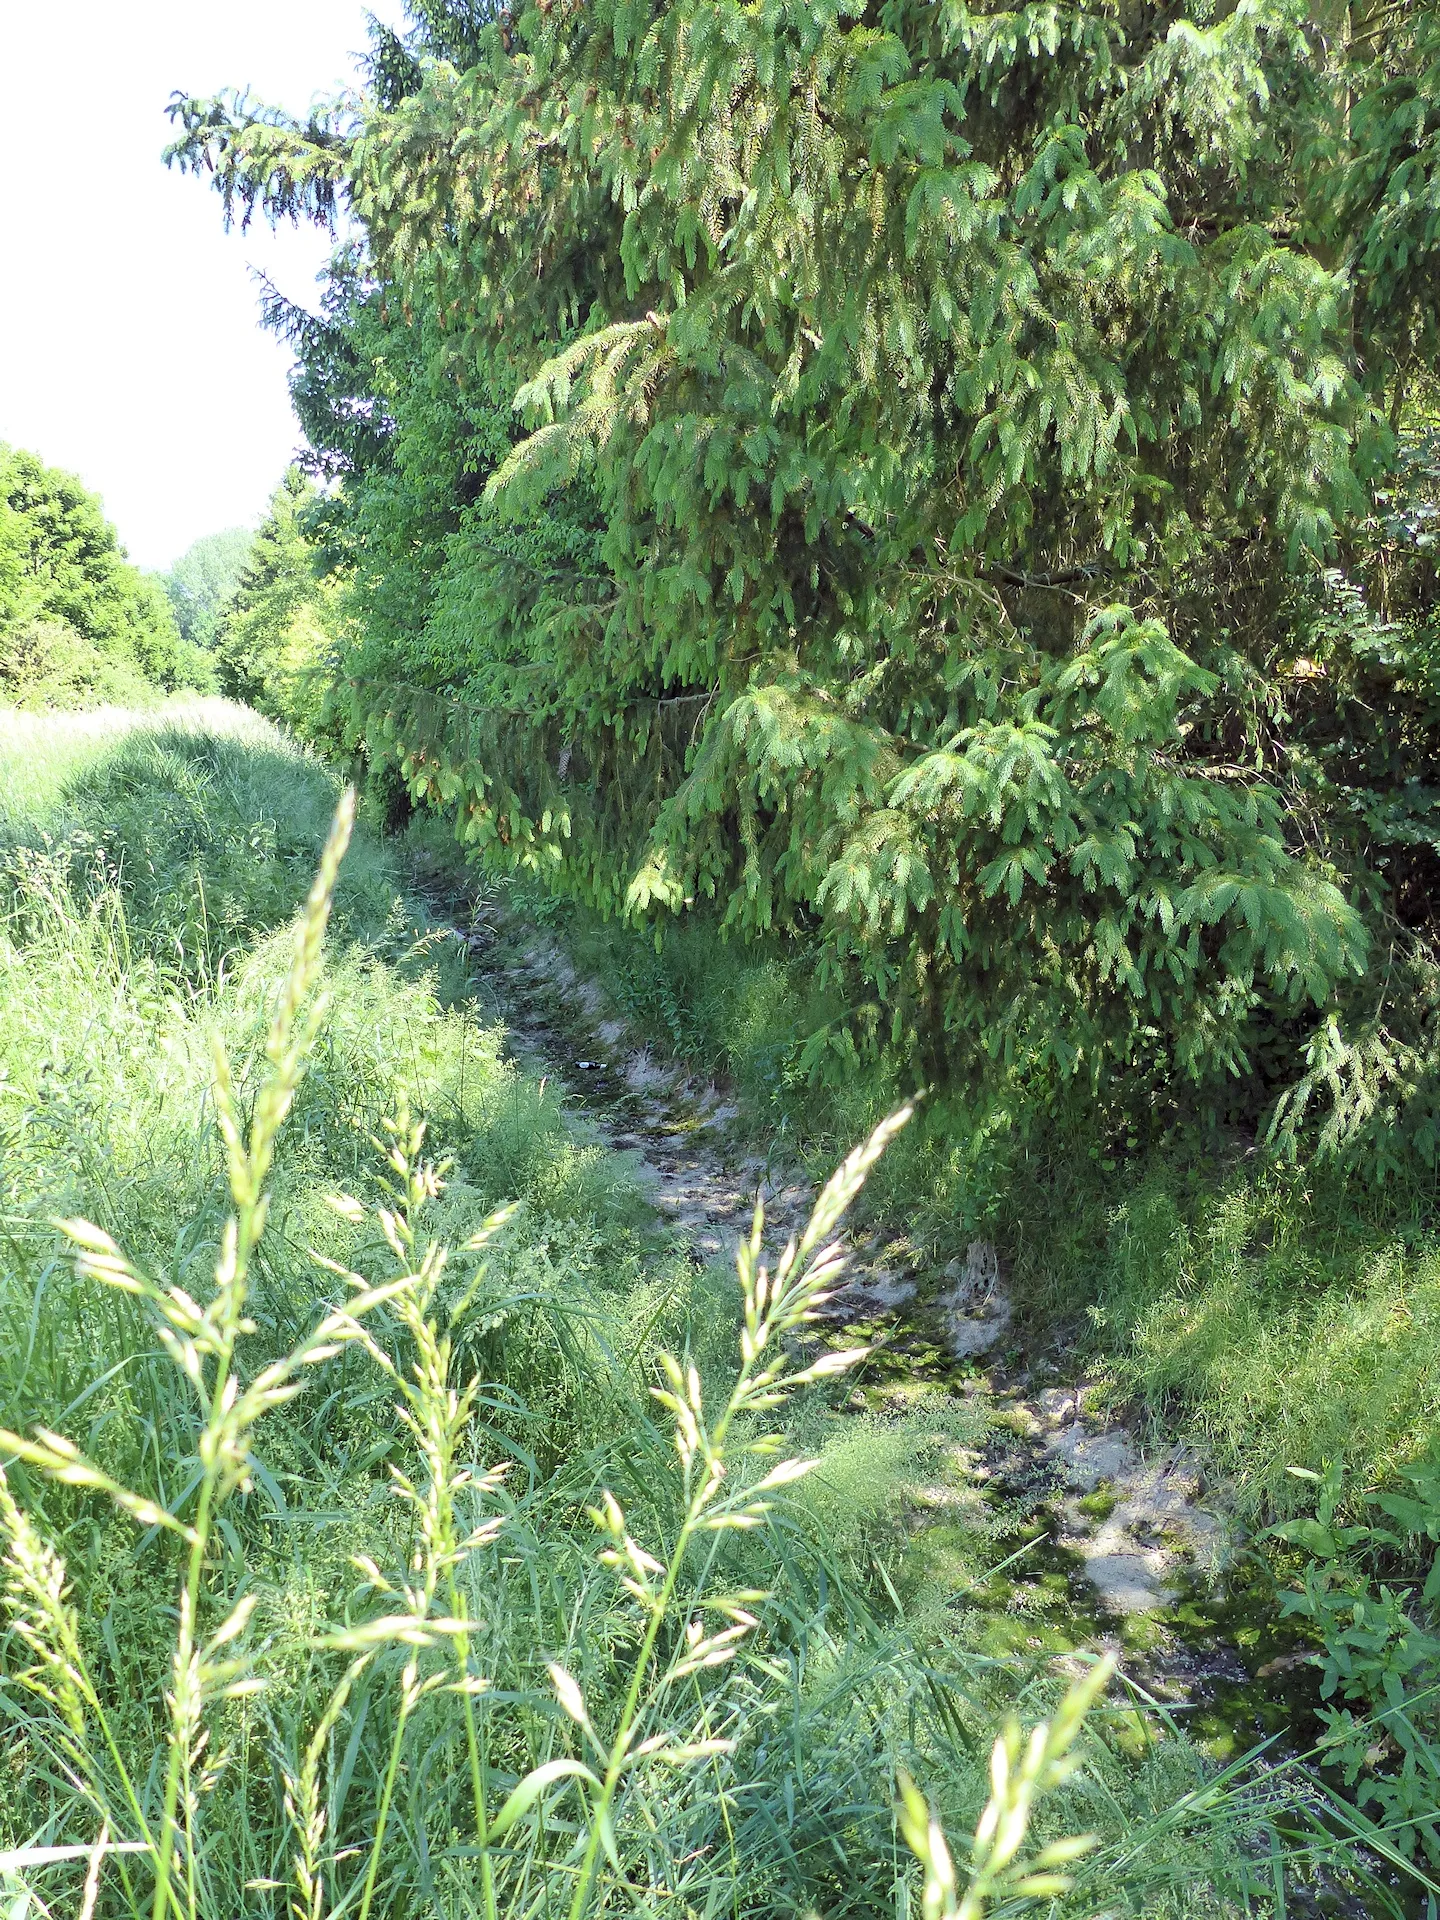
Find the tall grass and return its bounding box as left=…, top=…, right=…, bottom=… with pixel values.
left=0, top=702, right=265, bottom=820
left=0, top=788, right=1109, bottom=1920
left=0, top=707, right=1421, bottom=1917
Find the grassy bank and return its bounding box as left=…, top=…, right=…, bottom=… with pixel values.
left=0, top=703, right=1340, bottom=1918
left=497, top=889, right=1440, bottom=1523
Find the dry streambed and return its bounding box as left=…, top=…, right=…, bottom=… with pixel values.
left=445, top=907, right=1319, bottom=1757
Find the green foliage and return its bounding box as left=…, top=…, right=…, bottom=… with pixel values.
left=136, top=25, right=1440, bottom=1897
left=1264, top=1456, right=1440, bottom=1862
left=166, top=0, right=1440, bottom=1147
left=1063, top=1156, right=1440, bottom=1515
left=0, top=706, right=1344, bottom=1919
left=0, top=445, right=210, bottom=702
left=897, top=1655, right=1115, bottom=1920
left=252, top=259, right=609, bottom=783
left=1257, top=423, right=1440, bottom=1176
left=506, top=893, right=1440, bottom=1528
left=158, top=527, right=255, bottom=649
left=0, top=619, right=156, bottom=709
left=1319, top=4, right=1440, bottom=409
left=214, top=471, right=338, bottom=737
left=11, top=727, right=393, bottom=990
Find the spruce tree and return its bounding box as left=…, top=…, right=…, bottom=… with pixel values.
left=168, top=0, right=1440, bottom=1123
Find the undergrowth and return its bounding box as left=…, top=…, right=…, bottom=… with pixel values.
left=0, top=707, right=1423, bottom=1916
left=492, top=886, right=1440, bottom=1524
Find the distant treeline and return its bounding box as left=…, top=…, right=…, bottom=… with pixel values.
left=0, top=444, right=211, bottom=705
left=0, top=445, right=341, bottom=720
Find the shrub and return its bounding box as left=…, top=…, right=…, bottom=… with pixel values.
left=0, top=618, right=156, bottom=710
left=1264, top=1458, right=1440, bottom=1864
left=0, top=445, right=212, bottom=700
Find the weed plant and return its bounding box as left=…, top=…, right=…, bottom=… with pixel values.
left=0, top=709, right=1423, bottom=1917
left=1263, top=1457, right=1440, bottom=1863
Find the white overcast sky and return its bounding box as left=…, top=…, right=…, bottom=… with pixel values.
left=0, top=2, right=407, bottom=571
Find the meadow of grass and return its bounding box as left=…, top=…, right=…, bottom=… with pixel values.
left=0, top=704, right=1421, bottom=1919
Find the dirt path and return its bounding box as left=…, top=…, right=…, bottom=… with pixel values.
left=468, top=926, right=1227, bottom=1592
left=401, top=892, right=1319, bottom=1750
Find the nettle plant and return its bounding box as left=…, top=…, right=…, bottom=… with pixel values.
left=1265, top=1457, right=1440, bottom=1865
left=0, top=798, right=1105, bottom=1920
